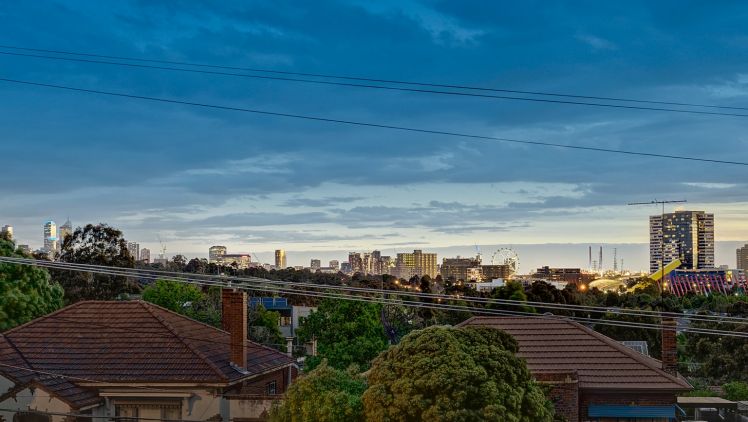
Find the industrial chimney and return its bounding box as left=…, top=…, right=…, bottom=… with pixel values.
left=222, top=288, right=248, bottom=370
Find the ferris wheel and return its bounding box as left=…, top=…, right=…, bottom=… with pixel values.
left=491, top=248, right=519, bottom=274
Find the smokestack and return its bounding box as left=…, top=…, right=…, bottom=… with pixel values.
left=661, top=318, right=678, bottom=376
left=222, top=288, right=248, bottom=369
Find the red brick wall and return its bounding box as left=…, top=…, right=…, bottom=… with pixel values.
left=227, top=366, right=299, bottom=396
left=661, top=319, right=678, bottom=376
left=536, top=372, right=579, bottom=422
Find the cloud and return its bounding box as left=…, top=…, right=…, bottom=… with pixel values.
left=576, top=34, right=617, bottom=51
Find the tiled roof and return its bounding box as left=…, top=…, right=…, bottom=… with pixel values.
left=459, top=316, right=691, bottom=391
left=0, top=301, right=294, bottom=407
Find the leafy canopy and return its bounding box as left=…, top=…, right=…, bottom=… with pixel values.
left=0, top=237, right=64, bottom=330
left=363, top=325, right=554, bottom=422
left=269, top=361, right=367, bottom=422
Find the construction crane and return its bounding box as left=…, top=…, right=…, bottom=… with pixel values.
left=627, top=199, right=687, bottom=291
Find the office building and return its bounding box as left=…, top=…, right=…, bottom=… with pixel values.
left=738, top=244, right=748, bottom=270
left=140, top=247, right=151, bottom=264
left=221, top=254, right=252, bottom=269
left=441, top=256, right=482, bottom=282
left=481, top=264, right=514, bottom=280
left=393, top=250, right=438, bottom=279
left=533, top=267, right=596, bottom=285
left=275, top=249, right=287, bottom=269
left=209, top=245, right=227, bottom=263
left=127, top=242, right=140, bottom=261
left=1, top=225, right=12, bottom=240
left=59, top=219, right=73, bottom=245
left=310, top=259, right=321, bottom=270
left=348, top=251, right=392, bottom=275
left=341, top=262, right=352, bottom=273
left=649, top=211, right=714, bottom=273
left=43, top=220, right=58, bottom=253
left=329, top=260, right=340, bottom=270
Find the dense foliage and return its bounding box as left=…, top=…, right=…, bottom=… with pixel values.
left=363, top=325, right=554, bottom=422
left=54, top=223, right=141, bottom=302
left=248, top=303, right=285, bottom=350
left=0, top=236, right=64, bottom=330
left=269, top=361, right=367, bottom=422
left=296, top=298, right=389, bottom=371
left=142, top=279, right=203, bottom=313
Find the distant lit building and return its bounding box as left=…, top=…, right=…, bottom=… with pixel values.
left=140, top=248, right=151, bottom=264
left=649, top=211, right=714, bottom=273
left=738, top=244, right=748, bottom=271
left=43, top=220, right=58, bottom=253
left=275, top=249, right=287, bottom=269
left=222, top=254, right=252, bottom=269
left=127, top=242, right=140, bottom=261
left=481, top=264, right=514, bottom=280
left=441, top=256, right=482, bottom=282
left=668, top=268, right=747, bottom=296
left=393, top=250, right=438, bottom=279
left=310, top=259, right=321, bottom=270
left=533, top=267, right=595, bottom=285
left=209, top=245, right=227, bottom=263
left=59, top=219, right=73, bottom=245
left=348, top=251, right=392, bottom=275
left=329, top=260, right=340, bottom=270
left=1, top=225, right=13, bottom=240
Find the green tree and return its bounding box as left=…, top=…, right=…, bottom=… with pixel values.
left=723, top=381, right=748, bottom=401
left=0, top=237, right=64, bottom=330
left=269, top=361, right=366, bottom=422
left=248, top=304, right=285, bottom=350
left=55, top=223, right=141, bottom=302
left=296, top=299, right=388, bottom=370
left=142, top=279, right=203, bottom=313
left=363, top=326, right=554, bottom=422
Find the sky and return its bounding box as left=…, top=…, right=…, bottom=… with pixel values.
left=1, top=1, right=747, bottom=270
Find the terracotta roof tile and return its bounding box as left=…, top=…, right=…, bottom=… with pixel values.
left=459, top=316, right=691, bottom=391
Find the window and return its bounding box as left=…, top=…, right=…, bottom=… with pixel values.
left=114, top=403, right=181, bottom=422
left=265, top=380, right=277, bottom=395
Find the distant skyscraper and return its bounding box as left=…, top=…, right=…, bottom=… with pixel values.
left=275, top=249, right=287, bottom=269
left=649, top=211, right=714, bottom=273
left=209, top=245, right=227, bottom=263
left=1, top=225, right=12, bottom=240
left=43, top=220, right=58, bottom=253
left=310, top=259, right=321, bottom=270
left=127, top=242, right=140, bottom=261
left=341, top=262, right=352, bottom=273
left=59, top=219, right=73, bottom=245
left=738, top=244, right=748, bottom=270
left=394, top=250, right=438, bottom=279
left=140, top=248, right=151, bottom=264
left=329, top=260, right=340, bottom=270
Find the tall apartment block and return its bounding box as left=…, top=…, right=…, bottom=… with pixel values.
left=649, top=211, right=714, bottom=273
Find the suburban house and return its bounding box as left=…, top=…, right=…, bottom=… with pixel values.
left=459, top=316, right=692, bottom=422
left=0, top=289, right=297, bottom=422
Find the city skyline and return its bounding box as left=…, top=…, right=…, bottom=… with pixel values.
left=1, top=2, right=747, bottom=264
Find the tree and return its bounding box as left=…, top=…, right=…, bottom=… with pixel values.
left=248, top=304, right=285, bottom=350
left=142, top=279, right=203, bottom=313
left=296, top=299, right=388, bottom=370
left=0, top=237, right=64, bottom=330
left=363, top=326, right=554, bottom=422
left=269, top=361, right=366, bottom=422
left=55, top=223, right=141, bottom=302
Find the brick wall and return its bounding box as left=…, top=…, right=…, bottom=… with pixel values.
left=225, top=366, right=298, bottom=396
left=536, top=371, right=579, bottom=422
left=661, top=318, right=678, bottom=376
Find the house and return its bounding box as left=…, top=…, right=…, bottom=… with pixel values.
left=248, top=297, right=314, bottom=338
left=0, top=289, right=297, bottom=422
left=459, top=316, right=692, bottom=422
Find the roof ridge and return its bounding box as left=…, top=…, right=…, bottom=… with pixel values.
left=564, top=318, right=691, bottom=388
left=139, top=302, right=228, bottom=382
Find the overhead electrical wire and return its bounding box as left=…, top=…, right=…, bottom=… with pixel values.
left=2, top=257, right=747, bottom=338
left=0, top=78, right=745, bottom=167
left=2, top=49, right=748, bottom=118
left=0, top=44, right=745, bottom=112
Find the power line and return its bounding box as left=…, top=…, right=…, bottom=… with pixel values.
left=0, top=77, right=745, bottom=167
left=3, top=49, right=748, bottom=118
left=10, top=256, right=748, bottom=325
left=3, top=257, right=747, bottom=338
left=0, top=44, right=745, bottom=112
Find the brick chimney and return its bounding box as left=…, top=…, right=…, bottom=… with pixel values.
left=222, top=288, right=248, bottom=369
left=661, top=318, right=678, bottom=376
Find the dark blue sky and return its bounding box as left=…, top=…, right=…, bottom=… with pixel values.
left=1, top=1, right=747, bottom=269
